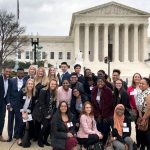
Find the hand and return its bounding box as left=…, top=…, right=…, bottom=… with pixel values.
left=98, top=133, right=103, bottom=139
left=141, top=118, right=146, bottom=126
left=76, top=123, right=79, bottom=127
left=45, top=115, right=51, bottom=119
left=7, top=104, right=13, bottom=111
left=67, top=132, right=73, bottom=138
left=22, top=112, right=28, bottom=120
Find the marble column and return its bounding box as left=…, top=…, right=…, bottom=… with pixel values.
left=84, top=24, right=89, bottom=62
left=114, top=23, right=119, bottom=62
left=94, top=24, right=99, bottom=62
left=124, top=23, right=129, bottom=62
left=74, top=23, right=80, bottom=58
left=103, top=24, right=108, bottom=58
left=133, top=24, right=139, bottom=62
left=143, top=24, right=148, bottom=62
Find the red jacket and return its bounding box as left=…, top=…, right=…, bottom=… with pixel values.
left=127, top=86, right=137, bottom=111
left=91, top=85, right=114, bottom=119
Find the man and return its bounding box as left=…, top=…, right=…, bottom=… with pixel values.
left=7, top=68, right=26, bottom=142
left=74, top=64, right=85, bottom=84
left=0, top=67, right=11, bottom=142
left=58, top=62, right=70, bottom=85
left=112, top=69, right=127, bottom=90
left=24, top=65, right=36, bottom=81
left=70, top=72, right=84, bottom=93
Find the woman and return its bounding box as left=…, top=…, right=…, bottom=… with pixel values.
left=91, top=77, right=114, bottom=145
left=128, top=73, right=142, bottom=147
left=18, top=79, right=36, bottom=147
left=48, top=66, right=59, bottom=83
left=51, top=101, right=78, bottom=150
left=70, top=88, right=88, bottom=130
left=113, top=79, right=131, bottom=118
left=77, top=101, right=103, bottom=150
left=112, top=104, right=134, bottom=150
left=57, top=79, right=72, bottom=107
left=37, top=79, right=58, bottom=147
left=136, top=78, right=150, bottom=150
left=128, top=73, right=142, bottom=115
left=33, top=67, right=49, bottom=141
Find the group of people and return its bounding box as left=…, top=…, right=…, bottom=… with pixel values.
left=0, top=61, right=150, bottom=150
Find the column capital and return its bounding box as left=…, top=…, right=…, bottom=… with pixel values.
left=114, top=23, right=120, bottom=27
left=94, top=23, right=99, bottom=27
left=124, top=23, right=129, bottom=27
left=104, top=23, right=109, bottom=27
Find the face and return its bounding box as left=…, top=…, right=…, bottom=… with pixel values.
left=139, top=79, right=149, bottom=91
left=49, top=67, right=56, bottom=75
left=62, top=80, right=70, bottom=90
left=70, top=75, right=78, bottom=84
left=61, top=64, right=68, bottom=73
left=74, top=66, right=81, bottom=74
left=133, top=74, right=141, bottom=84
left=50, top=80, right=57, bottom=90
left=60, top=102, right=68, bottom=113
left=112, top=72, right=120, bottom=82
left=97, top=71, right=105, bottom=78
left=97, top=79, right=105, bottom=89
left=85, top=104, right=92, bottom=115
left=27, top=80, right=34, bottom=91
left=17, top=70, right=24, bottom=79
left=37, top=68, right=44, bottom=77
left=116, top=107, right=124, bottom=116
left=29, top=66, right=36, bottom=76
left=3, top=68, right=11, bottom=78
left=85, top=69, right=92, bottom=78
left=115, top=80, right=123, bottom=90
left=73, top=89, right=80, bottom=97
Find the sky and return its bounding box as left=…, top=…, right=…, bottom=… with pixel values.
left=0, top=0, right=150, bottom=36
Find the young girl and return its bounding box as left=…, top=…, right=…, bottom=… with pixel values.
left=77, top=101, right=103, bottom=150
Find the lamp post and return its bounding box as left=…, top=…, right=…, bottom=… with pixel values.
left=31, top=37, right=39, bottom=65
left=104, top=56, right=110, bottom=79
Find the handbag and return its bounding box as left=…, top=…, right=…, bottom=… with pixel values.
left=137, top=117, right=148, bottom=131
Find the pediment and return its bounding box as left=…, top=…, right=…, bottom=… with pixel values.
left=75, top=2, right=149, bottom=16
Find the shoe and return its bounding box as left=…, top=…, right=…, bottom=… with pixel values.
left=0, top=136, right=7, bottom=142
left=44, top=141, right=51, bottom=146
left=38, top=142, right=44, bottom=147
left=17, top=139, right=22, bottom=146
left=140, top=145, right=145, bottom=150
left=13, top=135, right=17, bottom=139
left=7, top=137, right=12, bottom=142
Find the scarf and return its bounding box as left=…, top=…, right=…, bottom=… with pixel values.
left=114, top=104, right=125, bottom=136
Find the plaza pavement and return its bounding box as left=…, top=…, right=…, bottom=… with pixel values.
left=0, top=112, right=136, bottom=150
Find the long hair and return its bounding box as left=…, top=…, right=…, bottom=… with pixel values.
left=48, top=66, right=58, bottom=82
left=131, top=73, right=142, bottom=88
left=22, top=78, right=36, bottom=96
left=80, top=101, right=94, bottom=117
left=57, top=101, right=71, bottom=120
left=49, top=79, right=58, bottom=102
left=34, top=67, right=49, bottom=90
left=113, top=79, right=126, bottom=101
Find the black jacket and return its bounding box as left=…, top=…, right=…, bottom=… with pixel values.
left=51, top=111, right=75, bottom=149
left=112, top=116, right=131, bottom=143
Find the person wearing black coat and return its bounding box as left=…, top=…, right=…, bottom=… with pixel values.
left=111, top=104, right=134, bottom=150
left=35, top=79, right=57, bottom=147
left=113, top=79, right=131, bottom=118
left=70, top=88, right=88, bottom=131
left=51, top=101, right=78, bottom=150
left=0, top=67, right=11, bottom=142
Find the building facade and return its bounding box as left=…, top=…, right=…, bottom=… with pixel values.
left=10, top=2, right=150, bottom=77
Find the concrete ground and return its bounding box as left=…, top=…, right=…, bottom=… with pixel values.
left=0, top=112, right=136, bottom=150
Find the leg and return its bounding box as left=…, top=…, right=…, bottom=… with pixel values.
left=146, top=129, right=150, bottom=150
left=113, top=140, right=125, bottom=150
left=0, top=101, right=6, bottom=136
left=124, top=137, right=133, bottom=150
left=8, top=109, right=14, bottom=139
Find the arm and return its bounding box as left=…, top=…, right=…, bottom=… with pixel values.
left=143, top=94, right=150, bottom=120
left=80, top=115, right=96, bottom=134
left=51, top=115, right=67, bottom=139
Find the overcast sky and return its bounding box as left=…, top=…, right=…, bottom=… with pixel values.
left=0, top=0, right=150, bottom=36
